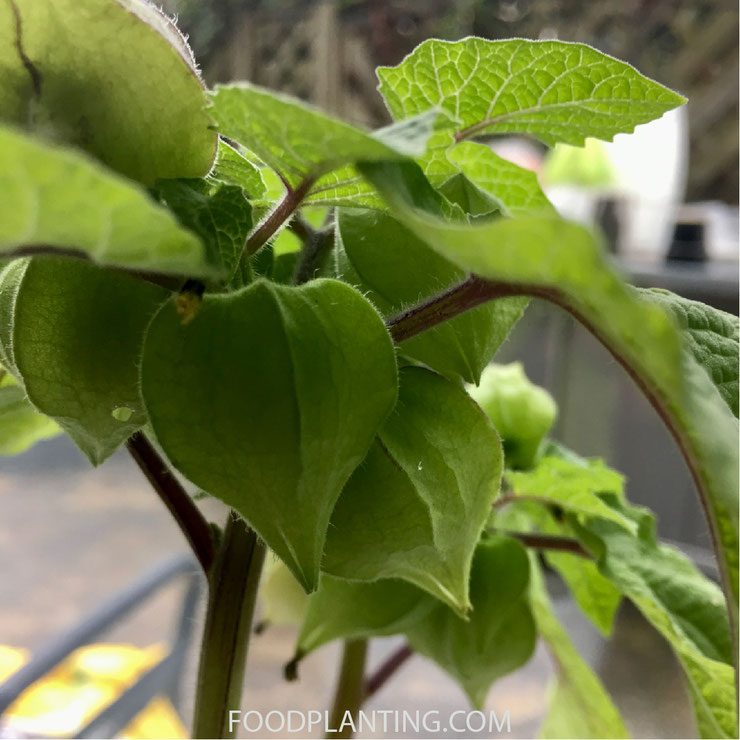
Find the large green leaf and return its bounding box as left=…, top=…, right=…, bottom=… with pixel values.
left=155, top=179, right=252, bottom=287
left=141, top=278, right=398, bottom=591
left=641, top=288, right=739, bottom=418
left=208, top=85, right=438, bottom=189
left=0, top=373, right=60, bottom=455
left=0, top=126, right=218, bottom=276
left=324, top=366, right=502, bottom=612
left=575, top=495, right=736, bottom=738
left=528, top=555, right=629, bottom=739
left=295, top=577, right=433, bottom=659
left=1, top=258, right=168, bottom=464
left=0, top=0, right=216, bottom=185
left=378, top=38, right=685, bottom=148
left=360, top=159, right=739, bottom=631
left=336, top=209, right=526, bottom=384
left=405, top=536, right=536, bottom=709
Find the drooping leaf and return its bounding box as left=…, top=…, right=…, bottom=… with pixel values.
left=141, top=278, right=398, bottom=591
left=641, top=288, right=739, bottom=418
left=0, top=125, right=218, bottom=276
left=296, top=577, right=433, bottom=658
left=336, top=209, right=526, bottom=384
left=377, top=38, right=685, bottom=149
left=504, top=456, right=633, bottom=533
left=155, top=179, right=252, bottom=286
left=324, top=366, right=502, bottom=612
left=208, top=85, right=438, bottom=189
left=447, top=142, right=555, bottom=217
left=468, top=363, right=557, bottom=470
left=209, top=139, right=266, bottom=200
left=0, top=374, right=60, bottom=455
left=305, top=166, right=386, bottom=210
left=1, top=258, right=168, bottom=464
left=528, top=555, right=629, bottom=739
left=360, top=158, right=739, bottom=630
left=405, top=536, right=536, bottom=709
left=544, top=552, right=622, bottom=638
left=0, top=0, right=216, bottom=185
left=575, top=495, right=736, bottom=738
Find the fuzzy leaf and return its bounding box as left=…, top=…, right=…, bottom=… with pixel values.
left=360, top=159, right=739, bottom=630
left=575, top=495, right=736, bottom=738
left=378, top=38, right=685, bottom=148
left=406, top=536, right=536, bottom=709
left=209, top=140, right=266, bottom=200
left=155, top=179, right=252, bottom=286
left=529, top=555, right=629, bottom=739
left=324, top=366, right=502, bottom=612
left=296, top=577, right=433, bottom=657
left=336, top=209, right=526, bottom=384
left=208, top=85, right=438, bottom=189
left=0, top=0, right=216, bottom=185
left=141, top=279, right=398, bottom=591
left=0, top=126, right=218, bottom=276
left=641, top=288, right=739, bottom=418
left=1, top=258, right=168, bottom=464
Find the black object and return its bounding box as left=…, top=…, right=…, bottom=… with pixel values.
left=666, top=221, right=706, bottom=262
left=0, top=555, right=202, bottom=738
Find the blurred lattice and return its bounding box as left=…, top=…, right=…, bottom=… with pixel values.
left=165, top=0, right=738, bottom=204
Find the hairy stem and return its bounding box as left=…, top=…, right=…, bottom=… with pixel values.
left=386, top=274, right=737, bottom=644
left=193, top=515, right=266, bottom=739
left=126, top=432, right=215, bottom=574
left=327, top=639, right=368, bottom=739
left=362, top=644, right=413, bottom=703
left=293, top=227, right=335, bottom=285
left=506, top=531, right=592, bottom=558
left=244, top=177, right=316, bottom=258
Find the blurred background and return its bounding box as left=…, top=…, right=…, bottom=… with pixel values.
left=1, top=1, right=737, bottom=738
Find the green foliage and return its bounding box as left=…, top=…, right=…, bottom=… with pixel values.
left=0, top=372, right=60, bottom=455
left=0, top=126, right=218, bottom=276
left=469, top=363, right=557, bottom=470
left=208, top=84, right=439, bottom=189
left=575, top=495, right=736, bottom=738
left=361, top=160, right=739, bottom=629
left=296, top=576, right=433, bottom=657
left=155, top=179, right=253, bottom=286
left=336, top=210, right=526, bottom=384
left=0, top=258, right=167, bottom=464
left=0, top=13, right=735, bottom=736
left=324, top=366, right=502, bottom=612
left=0, top=0, right=216, bottom=185
left=528, top=555, right=629, bottom=738
left=641, top=288, right=739, bottom=418
left=141, top=278, right=397, bottom=591
left=406, top=536, right=536, bottom=709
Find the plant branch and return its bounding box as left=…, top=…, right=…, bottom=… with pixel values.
left=328, top=639, right=368, bottom=739
left=193, top=515, right=266, bottom=739
left=362, top=644, right=413, bottom=703
left=387, top=272, right=738, bottom=647
left=387, top=276, right=525, bottom=343
left=244, top=176, right=316, bottom=258
left=126, top=432, right=215, bottom=574
left=505, top=531, right=592, bottom=558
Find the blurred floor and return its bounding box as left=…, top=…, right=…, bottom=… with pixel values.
left=0, top=436, right=696, bottom=738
